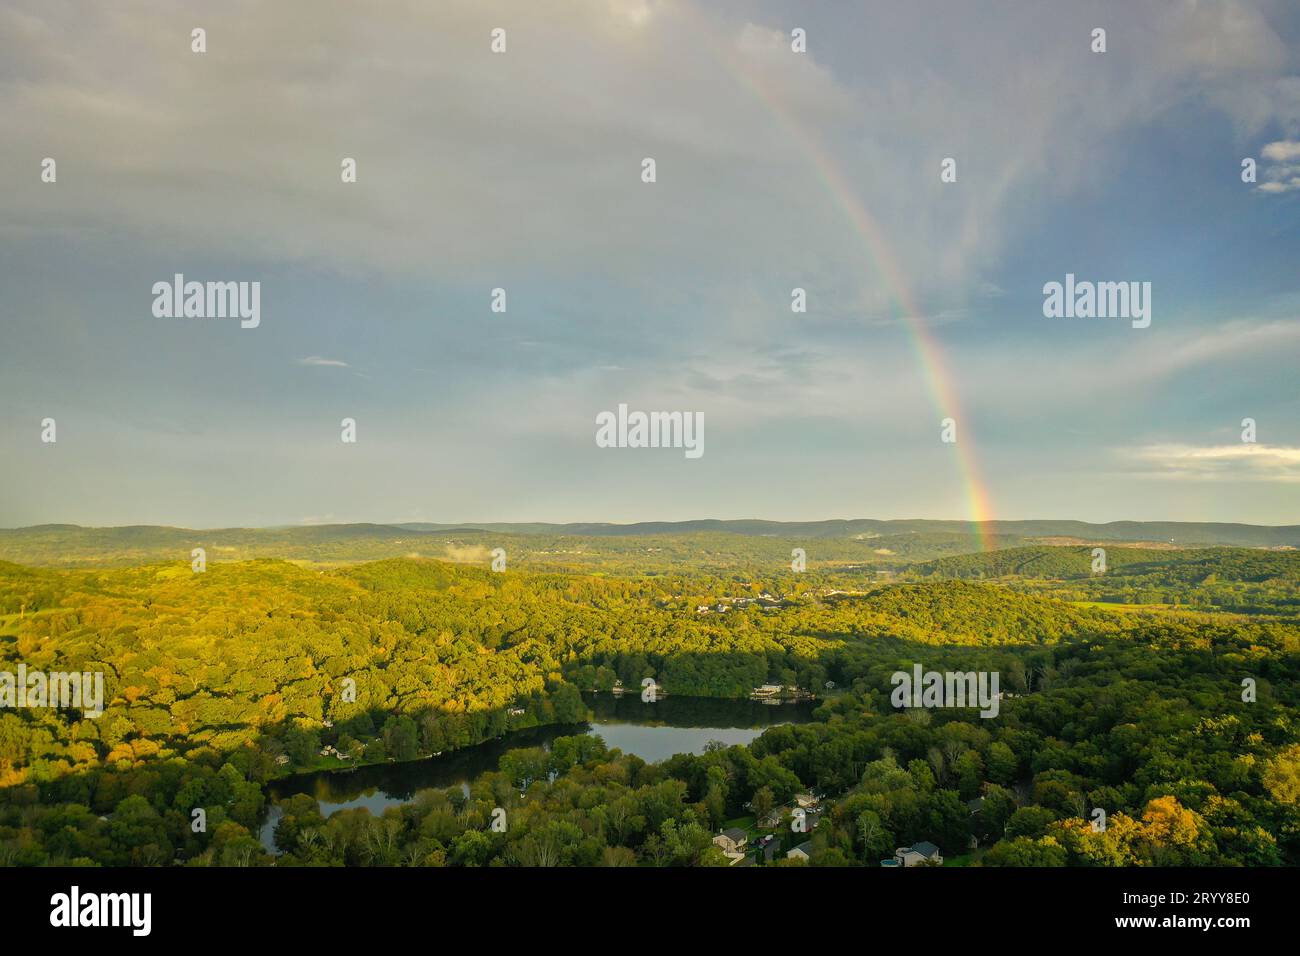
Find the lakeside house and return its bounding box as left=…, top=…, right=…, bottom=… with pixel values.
left=752, top=682, right=815, bottom=702
left=894, top=841, right=943, bottom=867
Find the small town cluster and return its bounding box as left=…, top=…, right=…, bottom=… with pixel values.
left=711, top=789, right=944, bottom=867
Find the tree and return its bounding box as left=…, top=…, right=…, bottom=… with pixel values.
left=1263, top=744, right=1300, bottom=805
left=856, top=809, right=894, bottom=862
left=983, top=836, right=1068, bottom=867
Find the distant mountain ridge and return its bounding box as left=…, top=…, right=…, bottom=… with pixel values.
left=4, top=518, right=1299, bottom=548
left=392, top=518, right=1300, bottom=547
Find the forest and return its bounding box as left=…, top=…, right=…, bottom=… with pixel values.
left=0, top=531, right=1297, bottom=867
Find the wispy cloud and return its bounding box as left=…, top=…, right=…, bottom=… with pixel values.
left=297, top=356, right=349, bottom=368
left=1124, top=443, right=1300, bottom=482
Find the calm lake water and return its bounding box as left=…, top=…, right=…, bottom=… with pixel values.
left=258, top=694, right=815, bottom=852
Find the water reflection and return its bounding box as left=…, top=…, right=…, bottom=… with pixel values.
left=259, top=694, right=814, bottom=852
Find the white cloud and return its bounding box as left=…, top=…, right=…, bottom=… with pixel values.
left=1125, top=443, right=1300, bottom=482
left=1262, top=140, right=1300, bottom=162
left=1257, top=140, right=1300, bottom=193
left=1258, top=178, right=1300, bottom=194
left=297, top=356, right=349, bottom=367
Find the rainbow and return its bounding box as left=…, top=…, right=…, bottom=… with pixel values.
left=717, top=34, right=998, bottom=552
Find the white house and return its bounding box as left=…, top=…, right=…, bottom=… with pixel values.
left=894, top=841, right=943, bottom=867
left=713, top=828, right=749, bottom=859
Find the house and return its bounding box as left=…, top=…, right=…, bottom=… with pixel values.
left=752, top=683, right=783, bottom=699
left=794, top=790, right=819, bottom=809
left=713, top=828, right=749, bottom=856
left=758, top=807, right=787, bottom=829
left=786, top=841, right=813, bottom=861
left=894, top=841, right=943, bottom=867
left=507, top=707, right=525, bottom=716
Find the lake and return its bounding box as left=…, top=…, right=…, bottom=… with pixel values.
left=258, top=694, right=815, bottom=852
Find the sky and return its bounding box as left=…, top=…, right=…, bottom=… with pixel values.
left=1, top=0, right=1298, bottom=528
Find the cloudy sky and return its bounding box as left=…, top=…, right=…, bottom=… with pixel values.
left=2, top=0, right=1298, bottom=528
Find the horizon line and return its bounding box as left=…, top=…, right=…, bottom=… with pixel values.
left=2, top=516, right=1298, bottom=533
